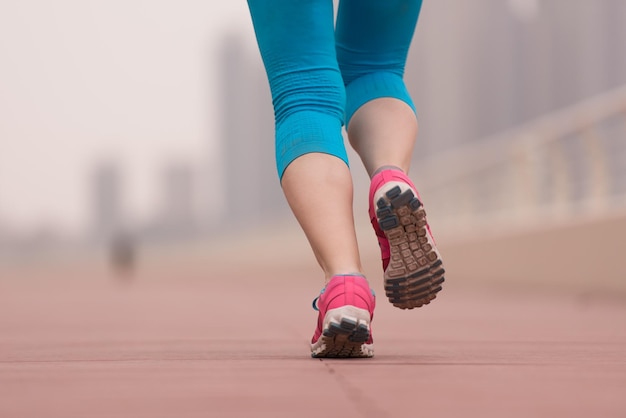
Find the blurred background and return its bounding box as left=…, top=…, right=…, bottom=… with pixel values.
left=2, top=3, right=625, bottom=415
left=0, top=0, right=625, bottom=288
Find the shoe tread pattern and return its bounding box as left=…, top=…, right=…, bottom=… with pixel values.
left=312, top=317, right=372, bottom=358
left=376, top=186, right=445, bottom=309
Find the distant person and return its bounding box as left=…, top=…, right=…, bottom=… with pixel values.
left=110, top=232, right=136, bottom=277
left=247, top=0, right=444, bottom=358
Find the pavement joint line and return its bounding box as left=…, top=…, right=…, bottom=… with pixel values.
left=321, top=361, right=390, bottom=418
left=0, top=355, right=313, bottom=364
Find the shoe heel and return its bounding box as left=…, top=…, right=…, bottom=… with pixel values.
left=311, top=305, right=373, bottom=358
left=322, top=305, right=371, bottom=342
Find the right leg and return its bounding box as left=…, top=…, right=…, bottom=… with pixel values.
left=336, top=0, right=445, bottom=309
left=337, top=0, right=422, bottom=177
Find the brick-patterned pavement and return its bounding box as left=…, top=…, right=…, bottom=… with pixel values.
left=1, top=218, right=625, bottom=418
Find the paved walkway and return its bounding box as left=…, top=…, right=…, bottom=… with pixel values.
left=1, top=225, right=625, bottom=418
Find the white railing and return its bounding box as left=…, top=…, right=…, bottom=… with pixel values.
left=415, top=84, right=626, bottom=234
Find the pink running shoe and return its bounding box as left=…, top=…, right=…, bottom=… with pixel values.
left=310, top=275, right=376, bottom=358
left=369, top=168, right=445, bottom=310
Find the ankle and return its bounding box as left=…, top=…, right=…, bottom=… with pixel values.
left=371, top=165, right=405, bottom=178
left=324, top=272, right=366, bottom=284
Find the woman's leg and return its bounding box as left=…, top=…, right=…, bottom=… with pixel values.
left=246, top=0, right=362, bottom=281
left=280, top=154, right=362, bottom=280
left=336, top=0, right=423, bottom=177
left=247, top=0, right=376, bottom=358
left=337, top=0, right=445, bottom=309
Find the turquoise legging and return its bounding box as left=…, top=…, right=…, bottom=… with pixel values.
left=247, top=0, right=423, bottom=179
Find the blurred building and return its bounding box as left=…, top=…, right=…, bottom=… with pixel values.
left=217, top=34, right=288, bottom=229
left=156, top=162, right=197, bottom=237
left=406, top=0, right=626, bottom=157
left=91, top=161, right=125, bottom=242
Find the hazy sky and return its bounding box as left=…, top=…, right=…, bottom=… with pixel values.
left=0, top=1, right=255, bottom=236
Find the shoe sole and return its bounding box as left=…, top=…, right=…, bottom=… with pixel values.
left=375, top=184, right=445, bottom=309
left=311, top=306, right=374, bottom=358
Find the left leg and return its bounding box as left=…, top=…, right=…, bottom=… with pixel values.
left=246, top=0, right=375, bottom=357
left=247, top=0, right=362, bottom=281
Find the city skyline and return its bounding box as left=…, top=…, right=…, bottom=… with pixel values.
left=1, top=0, right=626, bottom=246
left=0, top=0, right=254, bottom=238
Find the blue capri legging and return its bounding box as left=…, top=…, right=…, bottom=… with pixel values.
left=247, top=0, right=423, bottom=179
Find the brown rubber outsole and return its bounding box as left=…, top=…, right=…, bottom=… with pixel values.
left=375, top=185, right=445, bottom=309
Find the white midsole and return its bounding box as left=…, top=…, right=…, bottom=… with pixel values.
left=322, top=305, right=371, bottom=331
left=373, top=180, right=414, bottom=208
